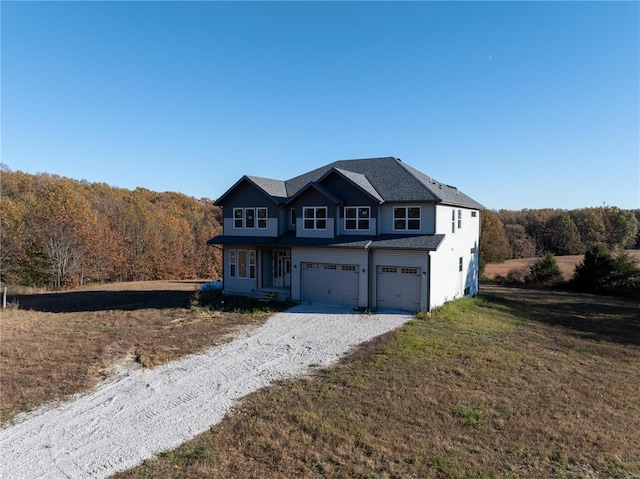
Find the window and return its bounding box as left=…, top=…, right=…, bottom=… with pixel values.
left=245, top=208, right=255, bottom=228
left=238, top=250, right=247, bottom=278
left=257, top=208, right=267, bottom=229
left=229, top=249, right=256, bottom=280
left=394, top=207, right=420, bottom=231
left=249, top=251, right=256, bottom=279
left=303, top=207, right=327, bottom=230
left=459, top=257, right=463, bottom=272
left=234, top=208, right=243, bottom=229
left=345, top=206, right=370, bottom=230
left=452, top=210, right=456, bottom=233
left=229, top=249, right=236, bottom=277
left=471, top=211, right=477, bottom=218
left=290, top=208, right=296, bottom=226
left=458, top=209, right=462, bottom=229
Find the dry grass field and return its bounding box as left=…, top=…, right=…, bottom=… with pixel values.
left=0, top=281, right=277, bottom=424
left=483, top=249, right=640, bottom=281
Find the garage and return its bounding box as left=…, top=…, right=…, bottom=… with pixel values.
left=376, top=266, right=421, bottom=312
left=302, top=262, right=359, bottom=308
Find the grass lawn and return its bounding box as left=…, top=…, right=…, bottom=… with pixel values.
left=113, top=286, right=640, bottom=478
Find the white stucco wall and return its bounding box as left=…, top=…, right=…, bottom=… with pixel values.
left=429, top=205, right=480, bottom=309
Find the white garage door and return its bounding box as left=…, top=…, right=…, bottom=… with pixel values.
left=377, top=266, right=421, bottom=312
left=302, top=263, right=359, bottom=308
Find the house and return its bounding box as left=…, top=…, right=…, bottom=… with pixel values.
left=207, top=157, right=483, bottom=312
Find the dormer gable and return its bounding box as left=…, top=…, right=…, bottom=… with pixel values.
left=214, top=175, right=287, bottom=207
left=317, top=168, right=384, bottom=204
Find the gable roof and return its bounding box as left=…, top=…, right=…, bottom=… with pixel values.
left=285, top=157, right=483, bottom=208
left=215, top=157, right=483, bottom=209
left=214, top=175, right=287, bottom=206
left=285, top=181, right=343, bottom=205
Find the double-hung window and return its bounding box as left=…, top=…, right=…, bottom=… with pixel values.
left=257, top=208, right=267, bottom=229
left=394, top=206, right=420, bottom=231
left=245, top=208, right=255, bottom=228
left=234, top=208, right=243, bottom=229
left=345, top=206, right=370, bottom=231
left=458, top=209, right=462, bottom=229
left=303, top=207, right=327, bottom=230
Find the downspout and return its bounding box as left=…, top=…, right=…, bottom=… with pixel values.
left=427, top=251, right=432, bottom=312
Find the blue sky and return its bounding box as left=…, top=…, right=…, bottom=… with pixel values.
left=2, top=1, right=638, bottom=210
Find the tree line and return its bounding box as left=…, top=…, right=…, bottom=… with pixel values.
left=2, top=166, right=638, bottom=291
left=1, top=166, right=222, bottom=288
left=480, top=207, right=639, bottom=265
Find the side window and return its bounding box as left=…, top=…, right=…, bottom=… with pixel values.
left=459, top=257, right=463, bottom=272
left=257, top=208, right=267, bottom=229
left=234, top=209, right=243, bottom=229
left=229, top=249, right=236, bottom=277
left=452, top=210, right=456, bottom=233
left=249, top=251, right=256, bottom=279
left=458, top=209, right=462, bottom=229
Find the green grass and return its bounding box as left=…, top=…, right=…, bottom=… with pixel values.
left=116, top=288, right=640, bottom=478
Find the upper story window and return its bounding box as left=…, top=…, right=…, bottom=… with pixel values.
left=345, top=206, right=370, bottom=230
left=303, top=207, right=327, bottom=230
left=452, top=210, right=456, bottom=233
left=458, top=209, right=462, bottom=229
left=234, top=208, right=244, bottom=228
left=245, top=208, right=255, bottom=228
left=394, top=206, right=420, bottom=231
left=257, top=208, right=267, bottom=229
left=290, top=208, right=297, bottom=226
left=234, top=207, right=268, bottom=229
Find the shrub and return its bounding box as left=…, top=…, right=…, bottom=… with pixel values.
left=572, top=244, right=640, bottom=296
left=528, top=252, right=563, bottom=286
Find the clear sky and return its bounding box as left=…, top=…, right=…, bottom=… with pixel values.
left=2, top=1, right=639, bottom=211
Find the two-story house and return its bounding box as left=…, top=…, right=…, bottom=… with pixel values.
left=208, top=157, right=483, bottom=312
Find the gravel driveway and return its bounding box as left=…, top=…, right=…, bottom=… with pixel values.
left=0, top=305, right=411, bottom=478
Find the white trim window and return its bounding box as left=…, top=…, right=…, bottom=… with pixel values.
left=452, top=209, right=456, bottom=233
left=245, top=208, right=255, bottom=229
left=303, top=207, right=327, bottom=230
left=394, top=206, right=420, bottom=231
left=257, top=207, right=267, bottom=229
left=458, top=209, right=462, bottom=229
left=345, top=206, right=370, bottom=231
left=229, top=249, right=237, bottom=277
left=229, top=249, right=256, bottom=279
left=234, top=208, right=243, bottom=229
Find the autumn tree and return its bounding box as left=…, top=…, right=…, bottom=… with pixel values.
left=30, top=177, right=97, bottom=288
left=542, top=212, right=583, bottom=255
left=601, top=207, right=638, bottom=250
left=480, top=210, right=510, bottom=265
left=504, top=223, right=535, bottom=259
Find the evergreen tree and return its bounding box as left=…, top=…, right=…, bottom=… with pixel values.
left=528, top=252, right=563, bottom=286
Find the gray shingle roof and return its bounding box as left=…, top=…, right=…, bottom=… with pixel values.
left=216, top=157, right=483, bottom=209
left=208, top=232, right=445, bottom=251
left=285, top=157, right=483, bottom=208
